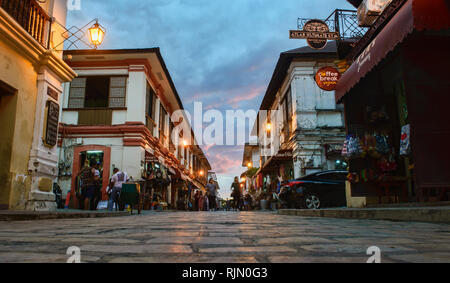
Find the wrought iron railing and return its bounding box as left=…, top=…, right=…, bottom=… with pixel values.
left=297, top=9, right=367, bottom=42
left=0, top=0, right=52, bottom=48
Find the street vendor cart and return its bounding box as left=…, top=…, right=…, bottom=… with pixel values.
left=120, top=182, right=144, bottom=214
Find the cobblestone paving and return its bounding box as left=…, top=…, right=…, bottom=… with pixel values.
left=0, top=211, right=449, bottom=263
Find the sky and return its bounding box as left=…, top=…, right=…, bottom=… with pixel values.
left=67, top=0, right=354, bottom=199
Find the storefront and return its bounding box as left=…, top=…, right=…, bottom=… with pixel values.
left=336, top=0, right=450, bottom=207
left=142, top=152, right=172, bottom=210
left=70, top=145, right=111, bottom=208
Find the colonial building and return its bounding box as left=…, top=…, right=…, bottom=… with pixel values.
left=0, top=0, right=76, bottom=211
left=246, top=42, right=346, bottom=190
left=57, top=48, right=211, bottom=209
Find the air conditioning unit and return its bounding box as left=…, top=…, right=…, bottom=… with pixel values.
left=358, top=0, right=393, bottom=27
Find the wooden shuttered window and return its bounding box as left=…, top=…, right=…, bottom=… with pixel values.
left=68, top=77, right=86, bottom=108
left=108, top=77, right=127, bottom=108
left=68, top=76, right=127, bottom=109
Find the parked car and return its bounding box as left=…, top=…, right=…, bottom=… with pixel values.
left=280, top=170, right=348, bottom=209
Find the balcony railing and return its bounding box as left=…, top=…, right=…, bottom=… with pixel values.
left=78, top=109, right=113, bottom=126
left=0, top=0, right=52, bottom=48
left=297, top=9, right=367, bottom=42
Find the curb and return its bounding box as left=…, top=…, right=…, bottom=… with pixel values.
left=0, top=211, right=131, bottom=222
left=278, top=207, right=450, bottom=223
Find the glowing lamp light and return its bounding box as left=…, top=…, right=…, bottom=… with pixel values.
left=199, top=170, right=204, bottom=176
left=88, top=21, right=106, bottom=48
left=183, top=139, right=189, bottom=147
left=266, top=123, right=272, bottom=132
left=247, top=162, right=252, bottom=168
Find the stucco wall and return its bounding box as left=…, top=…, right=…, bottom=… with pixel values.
left=0, top=39, right=38, bottom=209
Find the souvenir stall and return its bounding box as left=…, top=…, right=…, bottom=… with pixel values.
left=341, top=83, right=411, bottom=205
left=142, top=154, right=171, bottom=210
left=336, top=0, right=450, bottom=205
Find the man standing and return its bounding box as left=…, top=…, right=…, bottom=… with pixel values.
left=206, top=179, right=217, bottom=211
left=91, top=161, right=102, bottom=210
left=78, top=160, right=97, bottom=210
left=231, top=177, right=241, bottom=211
left=108, top=168, right=129, bottom=212
left=107, top=168, right=119, bottom=211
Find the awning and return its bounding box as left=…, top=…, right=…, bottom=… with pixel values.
left=336, top=0, right=450, bottom=102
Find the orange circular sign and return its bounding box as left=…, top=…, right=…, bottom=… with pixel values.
left=315, top=67, right=341, bottom=91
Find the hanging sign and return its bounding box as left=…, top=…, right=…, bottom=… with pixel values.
left=44, top=100, right=60, bottom=147
left=290, top=19, right=340, bottom=50
left=315, top=67, right=341, bottom=91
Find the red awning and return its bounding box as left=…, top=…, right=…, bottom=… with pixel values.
left=336, top=0, right=450, bottom=102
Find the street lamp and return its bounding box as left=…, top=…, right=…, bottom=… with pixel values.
left=88, top=21, right=106, bottom=48
left=247, top=162, right=253, bottom=168
left=199, top=170, right=205, bottom=177
left=52, top=18, right=106, bottom=51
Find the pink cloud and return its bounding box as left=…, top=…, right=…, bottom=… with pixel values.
left=227, top=86, right=265, bottom=108
left=208, top=151, right=242, bottom=175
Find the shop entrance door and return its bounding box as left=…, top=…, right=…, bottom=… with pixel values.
left=0, top=81, right=17, bottom=210
left=71, top=145, right=111, bottom=208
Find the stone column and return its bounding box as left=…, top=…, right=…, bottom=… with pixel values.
left=26, top=68, right=64, bottom=211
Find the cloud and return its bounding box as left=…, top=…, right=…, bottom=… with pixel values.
left=67, top=0, right=355, bottom=192
left=227, top=86, right=266, bottom=108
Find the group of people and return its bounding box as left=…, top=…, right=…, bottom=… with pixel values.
left=77, top=160, right=129, bottom=211
left=192, top=178, right=218, bottom=211
left=77, top=160, right=102, bottom=210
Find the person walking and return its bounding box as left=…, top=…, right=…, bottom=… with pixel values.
left=91, top=161, right=102, bottom=210
left=231, top=177, right=241, bottom=211
left=244, top=193, right=252, bottom=211
left=204, top=191, right=209, bottom=211
left=198, top=191, right=204, bottom=211
left=107, top=168, right=119, bottom=211
left=78, top=160, right=97, bottom=211
left=206, top=179, right=217, bottom=211
left=109, top=168, right=129, bottom=212
left=193, top=190, right=200, bottom=211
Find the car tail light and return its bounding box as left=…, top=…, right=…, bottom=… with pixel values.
left=289, top=181, right=304, bottom=187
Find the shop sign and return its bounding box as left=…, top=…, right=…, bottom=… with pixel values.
left=290, top=19, right=340, bottom=50
left=146, top=156, right=159, bottom=163
left=315, top=67, right=341, bottom=91
left=44, top=100, right=60, bottom=147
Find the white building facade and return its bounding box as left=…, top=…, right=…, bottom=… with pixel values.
left=247, top=42, right=346, bottom=188
left=57, top=49, right=210, bottom=208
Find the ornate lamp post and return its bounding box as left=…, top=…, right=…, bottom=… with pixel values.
left=88, top=21, right=106, bottom=48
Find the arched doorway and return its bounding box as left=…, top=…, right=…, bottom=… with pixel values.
left=70, top=145, right=111, bottom=209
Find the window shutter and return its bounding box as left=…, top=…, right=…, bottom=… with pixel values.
left=109, top=77, right=127, bottom=108
left=68, top=77, right=86, bottom=108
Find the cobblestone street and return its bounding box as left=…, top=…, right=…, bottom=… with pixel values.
left=0, top=211, right=449, bottom=263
